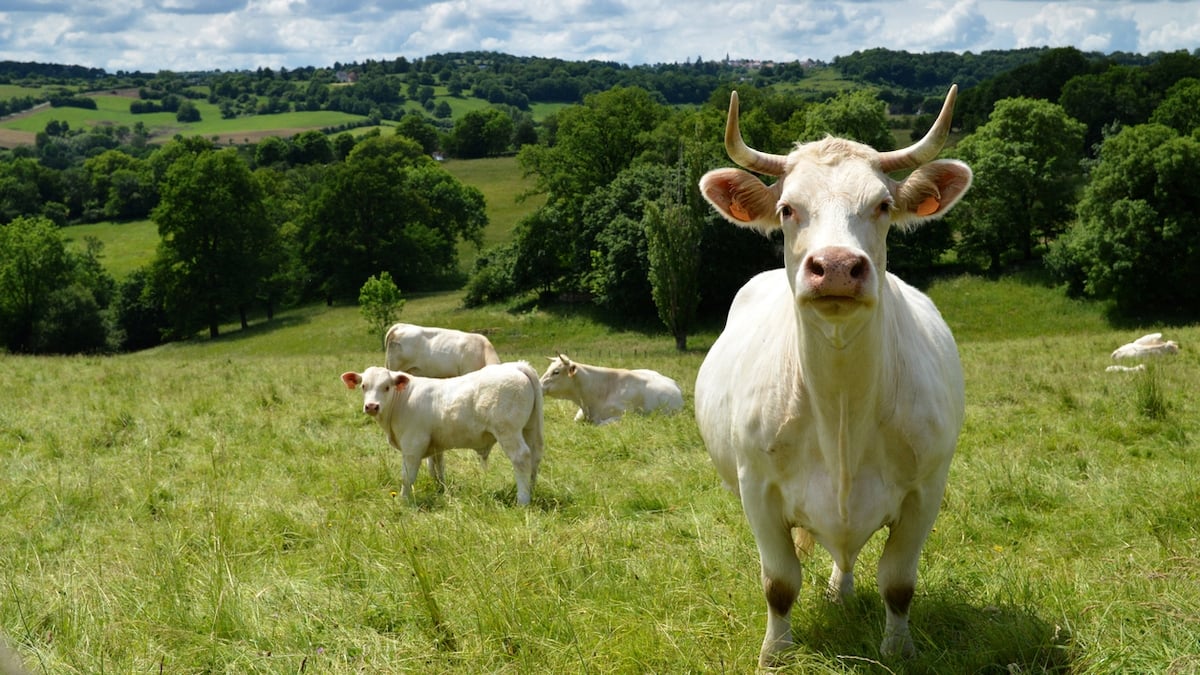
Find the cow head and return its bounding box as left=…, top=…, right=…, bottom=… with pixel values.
left=342, top=366, right=410, bottom=417
left=699, top=86, right=972, bottom=333
left=539, top=354, right=577, bottom=396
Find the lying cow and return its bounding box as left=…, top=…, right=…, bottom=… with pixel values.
left=341, top=361, right=544, bottom=505
left=383, top=322, right=501, bottom=378
left=1111, top=332, right=1180, bottom=360
left=539, top=353, right=684, bottom=425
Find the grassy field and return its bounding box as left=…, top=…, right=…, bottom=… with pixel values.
left=2, top=271, right=1198, bottom=673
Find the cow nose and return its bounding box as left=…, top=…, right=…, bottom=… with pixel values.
left=364, top=402, right=380, bottom=415
left=804, top=247, right=870, bottom=297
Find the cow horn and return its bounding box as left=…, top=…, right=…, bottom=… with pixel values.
left=724, top=91, right=788, bottom=177
left=879, top=84, right=959, bottom=173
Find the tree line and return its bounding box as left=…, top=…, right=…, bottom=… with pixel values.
left=3, top=46, right=1200, bottom=355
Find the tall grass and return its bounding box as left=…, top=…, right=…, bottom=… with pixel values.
left=2, top=281, right=1198, bottom=673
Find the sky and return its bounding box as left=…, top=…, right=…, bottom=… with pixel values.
left=0, top=0, right=1197, bottom=74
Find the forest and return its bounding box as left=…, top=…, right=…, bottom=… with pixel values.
left=1, top=46, right=1200, bottom=355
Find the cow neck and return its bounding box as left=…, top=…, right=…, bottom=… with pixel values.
left=794, top=299, right=891, bottom=524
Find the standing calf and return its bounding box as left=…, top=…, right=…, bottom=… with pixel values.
left=341, top=362, right=544, bottom=505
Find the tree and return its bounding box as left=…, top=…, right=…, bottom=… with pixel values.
left=0, top=216, right=112, bottom=353
left=358, top=271, right=405, bottom=336
left=300, top=135, right=486, bottom=301
left=800, top=88, right=895, bottom=150
left=950, top=97, right=1086, bottom=271
left=176, top=99, right=200, bottom=122
left=1047, top=123, right=1200, bottom=319
left=1149, top=77, right=1200, bottom=135
left=1058, top=65, right=1153, bottom=152
left=0, top=216, right=74, bottom=352
left=152, top=146, right=278, bottom=338
left=645, top=198, right=702, bottom=351
left=446, top=108, right=513, bottom=158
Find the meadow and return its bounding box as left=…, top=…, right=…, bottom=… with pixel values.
left=1, top=270, right=1198, bottom=673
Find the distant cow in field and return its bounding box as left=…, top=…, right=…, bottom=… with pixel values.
left=384, top=323, right=501, bottom=378
left=539, top=353, right=683, bottom=425
left=1111, top=332, right=1179, bottom=360
left=341, top=362, right=544, bottom=505
left=695, top=85, right=972, bottom=665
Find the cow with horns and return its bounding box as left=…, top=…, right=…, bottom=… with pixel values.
left=695, top=86, right=972, bottom=665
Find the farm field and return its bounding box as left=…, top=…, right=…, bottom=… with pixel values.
left=2, top=274, right=1198, bottom=673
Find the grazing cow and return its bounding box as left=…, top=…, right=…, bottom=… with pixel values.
left=341, top=362, right=544, bottom=505
left=539, top=353, right=684, bottom=425
left=695, top=86, right=972, bottom=665
left=383, top=323, right=501, bottom=378
left=1111, top=332, right=1179, bottom=360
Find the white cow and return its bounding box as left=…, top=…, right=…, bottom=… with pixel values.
left=1111, top=332, right=1179, bottom=360
left=383, top=323, right=501, bottom=378
left=539, top=353, right=684, bottom=425
left=696, top=86, right=972, bottom=665
left=341, top=362, right=544, bottom=505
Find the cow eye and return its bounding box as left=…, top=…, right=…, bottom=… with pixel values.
left=878, top=200, right=893, bottom=216
left=778, top=204, right=794, bottom=219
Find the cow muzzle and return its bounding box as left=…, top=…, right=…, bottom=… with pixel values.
left=363, top=402, right=381, bottom=416
left=802, top=247, right=871, bottom=301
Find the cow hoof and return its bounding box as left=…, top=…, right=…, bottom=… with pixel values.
left=879, top=633, right=915, bottom=659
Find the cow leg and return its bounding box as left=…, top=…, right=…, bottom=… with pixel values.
left=826, top=553, right=858, bottom=602
left=399, top=451, right=422, bottom=500
left=426, top=453, right=447, bottom=492
left=744, top=496, right=803, bottom=667
left=876, top=492, right=942, bottom=658
left=496, top=433, right=534, bottom=506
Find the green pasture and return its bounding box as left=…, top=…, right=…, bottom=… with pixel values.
left=441, top=156, right=544, bottom=270
left=62, top=219, right=158, bottom=280
left=2, top=271, right=1198, bottom=672
left=0, top=94, right=367, bottom=141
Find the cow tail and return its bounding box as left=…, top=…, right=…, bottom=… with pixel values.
left=518, top=361, right=545, bottom=458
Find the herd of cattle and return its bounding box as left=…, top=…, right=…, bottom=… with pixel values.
left=341, top=323, right=684, bottom=505
left=342, top=84, right=975, bottom=665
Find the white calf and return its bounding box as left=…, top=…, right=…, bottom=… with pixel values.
left=341, top=362, right=544, bottom=505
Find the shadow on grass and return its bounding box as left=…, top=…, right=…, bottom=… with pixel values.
left=788, top=589, right=1073, bottom=673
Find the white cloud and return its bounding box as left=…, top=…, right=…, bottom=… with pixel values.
left=0, top=0, right=1195, bottom=73
left=1011, top=3, right=1139, bottom=53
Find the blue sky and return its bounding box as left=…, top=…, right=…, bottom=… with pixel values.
left=0, top=0, right=1196, bottom=73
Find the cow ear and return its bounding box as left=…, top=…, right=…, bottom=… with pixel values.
left=568, top=364, right=577, bottom=377
left=894, top=160, right=972, bottom=230
left=394, top=374, right=410, bottom=391
left=341, top=372, right=361, bottom=389
left=700, top=168, right=783, bottom=232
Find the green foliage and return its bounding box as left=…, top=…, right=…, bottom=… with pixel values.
left=0, top=215, right=113, bottom=353
left=358, top=271, right=405, bottom=336
left=951, top=97, right=1086, bottom=272
left=152, top=143, right=277, bottom=338
left=800, top=88, right=895, bottom=149
left=644, top=199, right=702, bottom=351
left=445, top=108, right=513, bottom=158
left=300, top=134, right=486, bottom=300
left=1058, top=65, right=1154, bottom=151
left=1047, top=123, right=1200, bottom=318
left=1149, top=77, right=1200, bottom=134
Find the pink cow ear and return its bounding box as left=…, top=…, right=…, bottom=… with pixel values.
left=341, top=372, right=361, bottom=389
left=568, top=364, right=577, bottom=377
left=394, top=374, right=410, bottom=391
